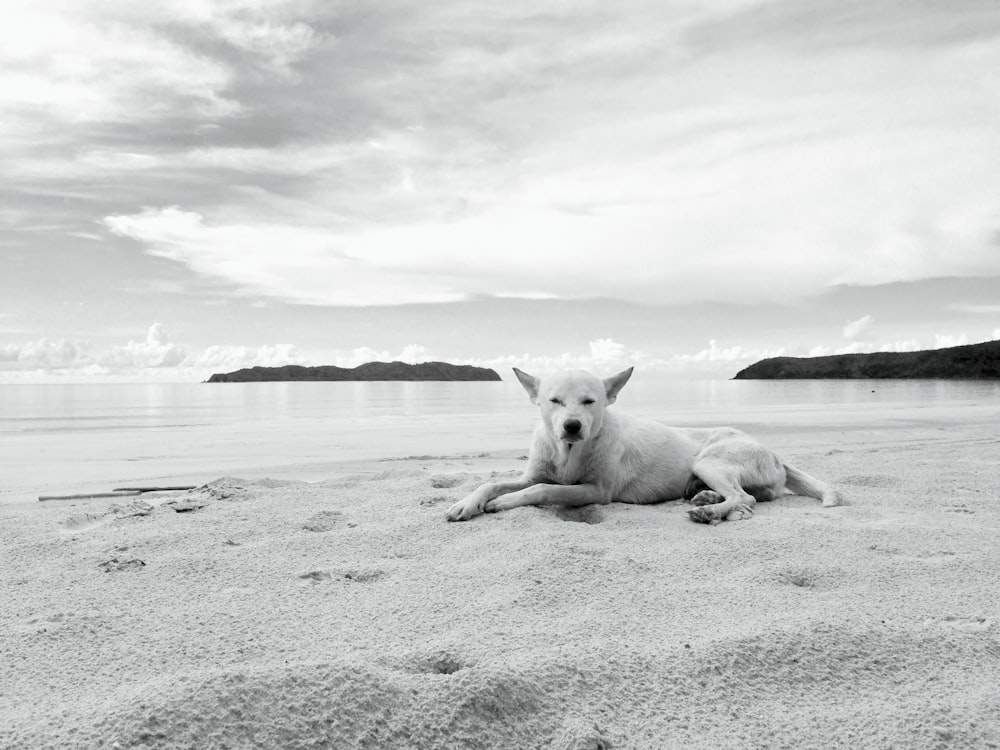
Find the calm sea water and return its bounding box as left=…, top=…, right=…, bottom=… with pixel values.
left=2, top=378, right=999, bottom=504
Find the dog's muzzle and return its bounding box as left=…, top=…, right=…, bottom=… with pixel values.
left=561, top=419, right=583, bottom=442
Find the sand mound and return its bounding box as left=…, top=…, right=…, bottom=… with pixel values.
left=3, top=425, right=999, bottom=748
left=18, top=629, right=999, bottom=749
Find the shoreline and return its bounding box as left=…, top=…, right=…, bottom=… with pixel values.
left=14, top=449, right=529, bottom=507
left=7, top=380, right=999, bottom=508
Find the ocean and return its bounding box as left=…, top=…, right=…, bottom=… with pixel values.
left=3, top=377, right=999, bottom=505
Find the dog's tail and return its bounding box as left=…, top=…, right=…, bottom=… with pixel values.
left=783, top=463, right=844, bottom=507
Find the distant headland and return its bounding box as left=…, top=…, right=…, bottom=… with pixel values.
left=206, top=361, right=502, bottom=383
left=733, top=339, right=1000, bottom=380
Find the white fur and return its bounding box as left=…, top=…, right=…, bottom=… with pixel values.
left=445, top=367, right=843, bottom=524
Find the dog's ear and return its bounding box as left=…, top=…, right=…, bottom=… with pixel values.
left=512, top=367, right=540, bottom=404
left=603, top=366, right=634, bottom=405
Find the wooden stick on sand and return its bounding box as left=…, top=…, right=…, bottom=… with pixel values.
left=38, top=486, right=198, bottom=502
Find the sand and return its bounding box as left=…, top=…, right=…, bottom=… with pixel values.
left=2, top=416, right=999, bottom=749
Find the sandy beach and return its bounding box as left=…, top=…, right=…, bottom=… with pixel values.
left=3, top=411, right=999, bottom=749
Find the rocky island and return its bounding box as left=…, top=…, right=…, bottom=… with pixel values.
left=733, top=339, right=1000, bottom=379
left=206, top=361, right=502, bottom=383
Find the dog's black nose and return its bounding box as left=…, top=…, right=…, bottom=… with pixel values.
left=564, top=419, right=582, bottom=435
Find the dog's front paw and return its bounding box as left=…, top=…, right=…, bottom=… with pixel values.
left=445, top=496, right=483, bottom=522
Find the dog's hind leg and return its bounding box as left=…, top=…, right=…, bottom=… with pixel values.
left=688, top=489, right=723, bottom=507
left=684, top=474, right=767, bottom=508
left=687, top=436, right=787, bottom=523
left=783, top=463, right=844, bottom=507
left=686, top=459, right=758, bottom=523
left=687, top=483, right=778, bottom=508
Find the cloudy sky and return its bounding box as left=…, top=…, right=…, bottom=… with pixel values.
left=3, top=0, right=999, bottom=382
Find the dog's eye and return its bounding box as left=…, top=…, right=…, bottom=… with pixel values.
left=582, top=398, right=596, bottom=405
left=549, top=397, right=563, bottom=405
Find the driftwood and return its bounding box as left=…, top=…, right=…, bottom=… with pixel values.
left=38, top=486, right=198, bottom=502
left=113, top=486, right=198, bottom=493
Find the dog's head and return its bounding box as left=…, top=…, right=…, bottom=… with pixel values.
left=512, top=366, right=634, bottom=445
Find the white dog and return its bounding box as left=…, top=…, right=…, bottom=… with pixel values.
left=446, top=367, right=843, bottom=523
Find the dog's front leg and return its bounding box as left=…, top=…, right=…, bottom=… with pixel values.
left=445, top=477, right=538, bottom=521
left=485, top=483, right=608, bottom=513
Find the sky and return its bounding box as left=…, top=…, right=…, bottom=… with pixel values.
left=2, top=0, right=1000, bottom=383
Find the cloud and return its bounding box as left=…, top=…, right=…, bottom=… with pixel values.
left=934, top=333, right=969, bottom=349
left=325, top=345, right=438, bottom=368
left=15, top=337, right=90, bottom=368
left=331, top=347, right=391, bottom=368
left=882, top=340, right=922, bottom=353
left=455, top=338, right=654, bottom=377
left=843, top=315, right=874, bottom=339
left=97, top=324, right=187, bottom=368
left=358, top=338, right=783, bottom=378
left=811, top=338, right=948, bottom=356
left=834, top=342, right=875, bottom=355
left=193, top=343, right=305, bottom=371
left=5, top=1, right=1000, bottom=385
left=951, top=304, right=1000, bottom=314
left=100, top=113, right=1000, bottom=304
left=102, top=207, right=468, bottom=306
left=7, top=1, right=1000, bottom=310
left=0, top=0, right=323, bottom=133
left=672, top=339, right=784, bottom=365
left=210, top=17, right=319, bottom=75
left=50, top=1, right=988, bottom=308
left=0, top=323, right=311, bottom=379
left=0, top=5, right=238, bottom=129
left=589, top=338, right=628, bottom=363
left=473, top=338, right=793, bottom=378
left=397, top=344, right=431, bottom=364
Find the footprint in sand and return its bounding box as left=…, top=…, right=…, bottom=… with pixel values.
left=339, top=569, right=386, bottom=583
left=776, top=568, right=819, bottom=588
left=420, top=495, right=452, bottom=507
left=914, top=551, right=959, bottom=565
left=869, top=546, right=959, bottom=566
left=923, top=615, right=991, bottom=632
left=16, top=612, right=68, bottom=634
left=429, top=475, right=465, bottom=489
left=162, top=498, right=206, bottom=513
left=550, top=506, right=605, bottom=525
left=302, top=511, right=343, bottom=532
left=550, top=716, right=613, bottom=750
left=98, top=558, right=146, bottom=573
left=566, top=546, right=608, bottom=558
left=839, top=474, right=896, bottom=488
left=397, top=650, right=469, bottom=675
left=60, top=513, right=109, bottom=533
left=771, top=566, right=843, bottom=589
left=60, top=500, right=162, bottom=535
left=297, top=568, right=386, bottom=584
left=298, top=570, right=333, bottom=583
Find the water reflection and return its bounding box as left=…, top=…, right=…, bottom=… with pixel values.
left=3, top=378, right=999, bottom=437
